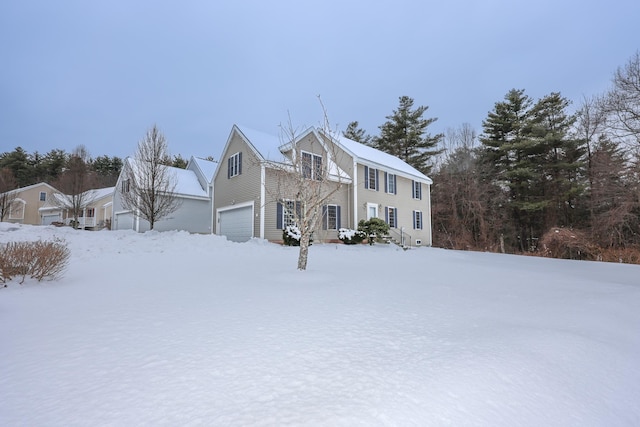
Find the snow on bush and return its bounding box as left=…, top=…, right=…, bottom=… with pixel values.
left=0, top=239, right=70, bottom=284
left=283, top=225, right=302, bottom=246
left=338, top=228, right=365, bottom=245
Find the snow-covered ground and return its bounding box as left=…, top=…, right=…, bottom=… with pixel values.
left=1, top=223, right=639, bottom=426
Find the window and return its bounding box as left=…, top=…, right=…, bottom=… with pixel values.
left=322, top=204, right=341, bottom=230
left=364, top=166, right=378, bottom=190
left=413, top=210, right=423, bottom=229
left=277, top=200, right=299, bottom=229
left=302, top=151, right=323, bottom=180
left=385, top=206, right=397, bottom=228
left=9, top=199, right=25, bottom=220
left=385, top=172, right=397, bottom=194
left=228, top=152, right=242, bottom=178
left=366, top=202, right=378, bottom=220
left=122, top=179, right=130, bottom=193
left=39, top=192, right=46, bottom=202
left=87, top=208, right=95, bottom=218
left=412, top=180, right=422, bottom=199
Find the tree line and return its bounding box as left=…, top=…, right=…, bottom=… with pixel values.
left=345, top=51, right=640, bottom=260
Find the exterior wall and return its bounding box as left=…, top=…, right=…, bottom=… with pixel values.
left=356, top=163, right=432, bottom=246
left=213, top=131, right=263, bottom=237
left=135, top=197, right=212, bottom=233
left=4, top=183, right=57, bottom=225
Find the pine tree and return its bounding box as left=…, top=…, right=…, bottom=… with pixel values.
left=374, top=96, right=443, bottom=175
left=343, top=121, right=372, bottom=145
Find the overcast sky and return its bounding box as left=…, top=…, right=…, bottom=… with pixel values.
left=1, top=0, right=638, bottom=160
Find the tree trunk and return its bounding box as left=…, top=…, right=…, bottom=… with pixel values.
left=297, top=232, right=311, bottom=270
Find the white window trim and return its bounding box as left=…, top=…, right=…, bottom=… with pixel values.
left=39, top=192, right=47, bottom=202
left=386, top=173, right=396, bottom=194
left=326, top=204, right=338, bottom=230
left=366, top=202, right=378, bottom=220
left=9, top=198, right=26, bottom=220
left=229, top=152, right=241, bottom=178
left=387, top=206, right=397, bottom=228
left=301, top=150, right=322, bottom=180
left=414, top=210, right=423, bottom=229
left=367, top=167, right=378, bottom=190
left=282, top=199, right=297, bottom=228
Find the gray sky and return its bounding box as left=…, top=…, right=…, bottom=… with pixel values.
left=1, top=0, right=638, bottom=159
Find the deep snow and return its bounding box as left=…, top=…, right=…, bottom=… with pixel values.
left=1, top=223, right=639, bottom=426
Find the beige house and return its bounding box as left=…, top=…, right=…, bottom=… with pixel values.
left=213, top=125, right=432, bottom=246
left=1, top=182, right=59, bottom=225
left=39, top=187, right=115, bottom=229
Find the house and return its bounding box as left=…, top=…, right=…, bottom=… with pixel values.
left=212, top=125, right=432, bottom=246
left=111, top=156, right=216, bottom=233
left=38, top=186, right=115, bottom=229
left=1, top=182, right=60, bottom=225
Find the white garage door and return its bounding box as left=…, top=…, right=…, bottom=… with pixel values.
left=219, top=205, right=253, bottom=242
left=42, top=214, right=60, bottom=225
left=115, top=212, right=134, bottom=230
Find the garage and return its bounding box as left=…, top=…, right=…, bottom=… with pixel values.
left=115, top=212, right=134, bottom=231
left=42, top=213, right=61, bottom=225
left=218, top=205, right=253, bottom=242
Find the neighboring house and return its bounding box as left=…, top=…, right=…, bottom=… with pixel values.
left=111, top=156, right=217, bottom=233
left=212, top=125, right=433, bottom=246
left=1, top=182, right=59, bottom=225
left=39, top=187, right=115, bottom=229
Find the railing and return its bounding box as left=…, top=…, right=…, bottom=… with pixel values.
left=65, top=217, right=96, bottom=228
left=387, top=227, right=412, bottom=248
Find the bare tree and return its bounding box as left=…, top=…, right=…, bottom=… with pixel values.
left=53, top=146, right=97, bottom=228
left=121, top=125, right=181, bottom=230
left=0, top=168, right=18, bottom=221
left=268, top=101, right=348, bottom=270
left=605, top=51, right=640, bottom=145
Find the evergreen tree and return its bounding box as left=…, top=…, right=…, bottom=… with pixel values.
left=343, top=121, right=372, bottom=145
left=374, top=96, right=443, bottom=175
left=0, top=147, right=33, bottom=187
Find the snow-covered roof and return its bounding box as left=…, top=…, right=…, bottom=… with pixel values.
left=126, top=158, right=208, bottom=199
left=331, top=133, right=432, bottom=184
left=86, top=187, right=114, bottom=201
left=235, top=125, right=286, bottom=162
left=191, top=157, right=217, bottom=182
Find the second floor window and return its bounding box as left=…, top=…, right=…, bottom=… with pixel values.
left=412, top=180, right=422, bottom=199
left=122, top=179, right=130, bottom=193
left=228, top=152, right=242, bottom=178
left=302, top=151, right=322, bottom=180
left=39, top=192, right=46, bottom=201
left=364, top=166, right=379, bottom=190
left=385, top=172, right=396, bottom=194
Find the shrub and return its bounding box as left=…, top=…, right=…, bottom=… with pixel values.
left=338, top=228, right=365, bottom=245
left=357, top=218, right=390, bottom=245
left=538, top=227, right=598, bottom=260
left=282, top=225, right=313, bottom=246
left=0, top=239, right=70, bottom=285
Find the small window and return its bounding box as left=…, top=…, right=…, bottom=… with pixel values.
left=302, top=151, right=323, bottom=180
left=367, top=203, right=378, bottom=220
left=228, top=152, right=242, bottom=178
left=322, top=204, right=340, bottom=230
left=412, top=180, right=422, bottom=200
left=122, top=179, right=130, bottom=193
left=39, top=192, right=46, bottom=202
left=86, top=208, right=95, bottom=218
left=277, top=200, right=299, bottom=229
left=364, top=166, right=378, bottom=190
left=385, top=173, right=396, bottom=194
left=413, top=210, right=423, bottom=230
left=386, top=206, right=397, bottom=228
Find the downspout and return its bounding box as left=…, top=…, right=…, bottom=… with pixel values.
left=260, top=164, right=265, bottom=239
left=210, top=182, right=215, bottom=234
left=426, top=183, right=432, bottom=246
left=352, top=160, right=358, bottom=229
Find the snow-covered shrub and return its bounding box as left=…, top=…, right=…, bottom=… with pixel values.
left=338, top=228, right=365, bottom=245
left=357, top=218, right=390, bottom=245
left=0, top=239, right=70, bottom=284
left=283, top=225, right=302, bottom=246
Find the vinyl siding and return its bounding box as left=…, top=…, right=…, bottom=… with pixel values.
left=213, top=131, right=263, bottom=237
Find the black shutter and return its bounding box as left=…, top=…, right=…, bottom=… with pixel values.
left=337, top=206, right=341, bottom=229
left=364, top=166, right=369, bottom=189
left=276, top=202, right=283, bottom=229
left=238, top=152, right=242, bottom=175
left=384, top=172, right=388, bottom=193
left=376, top=169, right=379, bottom=191
left=227, top=157, right=231, bottom=179
left=393, top=174, right=397, bottom=195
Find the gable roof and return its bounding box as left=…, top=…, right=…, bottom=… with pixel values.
left=330, top=133, right=433, bottom=184
left=126, top=158, right=208, bottom=199
left=2, top=182, right=59, bottom=196
left=235, top=125, right=285, bottom=162
left=189, top=156, right=217, bottom=183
